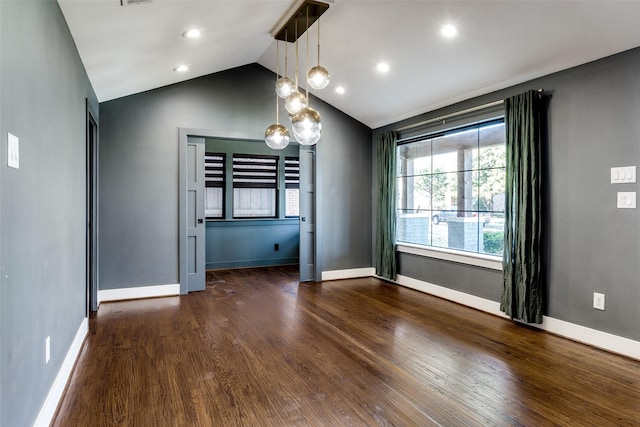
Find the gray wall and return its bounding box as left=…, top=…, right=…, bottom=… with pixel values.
left=0, top=2, right=99, bottom=426
left=376, top=47, right=640, bottom=342
left=99, top=64, right=372, bottom=290
left=316, top=103, right=373, bottom=275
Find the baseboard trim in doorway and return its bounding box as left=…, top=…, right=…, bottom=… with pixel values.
left=322, top=268, right=376, bottom=281
left=98, top=284, right=180, bottom=304
left=34, top=317, right=88, bottom=427
left=396, top=274, right=640, bottom=361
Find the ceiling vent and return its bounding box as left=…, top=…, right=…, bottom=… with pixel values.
left=120, top=0, right=152, bottom=6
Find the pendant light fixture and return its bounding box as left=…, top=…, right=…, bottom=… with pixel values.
left=307, top=17, right=330, bottom=90
left=292, top=7, right=322, bottom=146
left=266, top=0, right=330, bottom=149
left=275, top=30, right=295, bottom=99
left=284, top=18, right=307, bottom=116
left=264, top=40, right=290, bottom=150
left=292, top=107, right=321, bottom=145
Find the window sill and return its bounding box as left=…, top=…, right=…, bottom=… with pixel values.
left=396, top=243, right=503, bottom=271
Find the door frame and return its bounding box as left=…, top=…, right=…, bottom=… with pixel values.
left=178, top=128, right=318, bottom=291
left=86, top=99, right=99, bottom=313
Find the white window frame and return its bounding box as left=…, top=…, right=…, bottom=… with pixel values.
left=395, top=116, right=505, bottom=269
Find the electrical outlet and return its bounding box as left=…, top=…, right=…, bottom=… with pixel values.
left=593, top=292, right=605, bottom=311
left=8, top=132, right=19, bottom=169
left=45, top=336, right=51, bottom=364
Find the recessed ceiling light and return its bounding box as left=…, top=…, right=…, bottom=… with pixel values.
left=183, top=28, right=201, bottom=39
left=335, top=86, right=345, bottom=95
left=441, top=24, right=459, bottom=38
left=174, top=65, right=189, bottom=73
left=376, top=62, right=390, bottom=73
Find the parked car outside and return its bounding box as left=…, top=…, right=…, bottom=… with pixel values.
left=432, top=210, right=494, bottom=225
left=431, top=210, right=457, bottom=224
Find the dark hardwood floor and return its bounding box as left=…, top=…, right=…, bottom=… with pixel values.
left=53, top=266, right=640, bottom=426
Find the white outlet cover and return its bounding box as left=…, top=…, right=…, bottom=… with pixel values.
left=45, top=336, right=51, bottom=364
left=593, top=292, right=605, bottom=310
left=8, top=132, right=19, bottom=169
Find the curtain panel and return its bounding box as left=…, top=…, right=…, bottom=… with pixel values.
left=375, top=131, right=398, bottom=280
left=501, top=90, right=545, bottom=324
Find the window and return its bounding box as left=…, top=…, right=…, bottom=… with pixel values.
left=396, top=119, right=505, bottom=256
left=205, top=152, right=225, bottom=218
left=232, top=154, right=278, bottom=218
left=285, top=157, right=300, bottom=217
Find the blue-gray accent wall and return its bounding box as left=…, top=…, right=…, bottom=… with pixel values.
left=204, top=137, right=300, bottom=269
left=0, top=2, right=99, bottom=426
left=207, top=220, right=299, bottom=269
left=375, top=47, right=640, bottom=342
left=99, top=64, right=372, bottom=290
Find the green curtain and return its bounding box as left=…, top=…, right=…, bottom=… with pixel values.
left=501, top=90, right=544, bottom=324
left=375, top=130, right=398, bottom=280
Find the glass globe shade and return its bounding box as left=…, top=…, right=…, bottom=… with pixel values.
left=296, top=130, right=321, bottom=146
left=275, top=77, right=295, bottom=98
left=285, top=91, right=307, bottom=115
left=307, top=66, right=330, bottom=90
left=292, top=107, right=322, bottom=145
left=264, top=123, right=290, bottom=150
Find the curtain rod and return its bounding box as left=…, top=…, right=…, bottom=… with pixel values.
left=395, top=89, right=544, bottom=133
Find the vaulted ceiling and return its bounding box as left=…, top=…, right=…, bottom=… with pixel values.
left=58, top=0, right=640, bottom=128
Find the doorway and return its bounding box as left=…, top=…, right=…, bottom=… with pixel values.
left=178, top=128, right=317, bottom=292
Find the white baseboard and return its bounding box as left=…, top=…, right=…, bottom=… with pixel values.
left=322, top=267, right=376, bottom=281
left=34, top=317, right=88, bottom=427
left=539, top=316, right=640, bottom=360
left=98, top=283, right=180, bottom=304
left=396, top=274, right=640, bottom=361
left=396, top=275, right=503, bottom=315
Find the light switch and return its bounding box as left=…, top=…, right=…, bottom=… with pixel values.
left=617, top=192, right=636, bottom=209
left=611, top=166, right=636, bottom=183
left=8, top=133, right=19, bottom=169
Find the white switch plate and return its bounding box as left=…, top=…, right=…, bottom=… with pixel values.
left=593, top=292, right=605, bottom=310
left=45, top=336, right=51, bottom=364
left=611, top=166, right=636, bottom=183
left=617, top=192, right=636, bottom=209
left=8, top=132, right=19, bottom=169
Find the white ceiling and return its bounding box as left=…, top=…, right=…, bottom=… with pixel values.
left=58, top=0, right=640, bottom=129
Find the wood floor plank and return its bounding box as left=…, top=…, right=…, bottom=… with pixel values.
left=53, top=266, right=640, bottom=426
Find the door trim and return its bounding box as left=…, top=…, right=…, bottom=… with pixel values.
left=86, top=99, right=99, bottom=313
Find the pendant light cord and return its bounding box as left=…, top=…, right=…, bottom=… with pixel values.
left=275, top=40, right=279, bottom=123
left=317, top=18, right=321, bottom=66
left=305, top=6, right=310, bottom=99
left=284, top=30, right=289, bottom=79
left=294, top=19, right=299, bottom=88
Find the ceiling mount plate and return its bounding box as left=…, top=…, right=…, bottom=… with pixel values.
left=274, top=0, right=329, bottom=43
left=120, top=0, right=152, bottom=6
